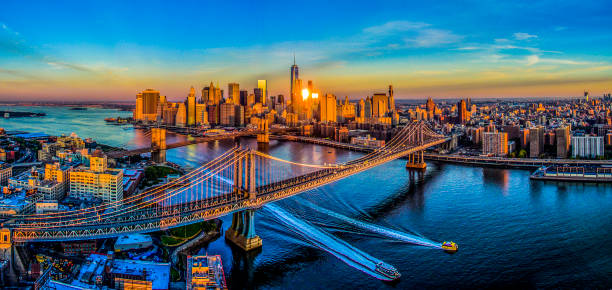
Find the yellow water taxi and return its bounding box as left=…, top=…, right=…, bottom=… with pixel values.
left=441, top=241, right=458, bottom=253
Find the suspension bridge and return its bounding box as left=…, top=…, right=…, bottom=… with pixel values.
left=0, top=122, right=448, bottom=252
left=105, top=119, right=292, bottom=161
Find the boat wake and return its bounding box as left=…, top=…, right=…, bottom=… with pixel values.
left=264, top=204, right=400, bottom=281
left=298, top=199, right=442, bottom=249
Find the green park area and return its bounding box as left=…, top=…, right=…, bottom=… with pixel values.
left=160, top=220, right=218, bottom=247
left=141, top=165, right=181, bottom=188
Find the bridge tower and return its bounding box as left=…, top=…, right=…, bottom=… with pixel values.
left=226, top=149, right=263, bottom=251
left=0, top=228, right=24, bottom=286
left=406, top=123, right=427, bottom=170
left=256, top=118, right=270, bottom=144
left=151, top=128, right=167, bottom=163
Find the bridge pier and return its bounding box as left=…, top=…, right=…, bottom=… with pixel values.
left=225, top=210, right=262, bottom=251
left=406, top=150, right=427, bottom=170
left=151, top=128, right=167, bottom=163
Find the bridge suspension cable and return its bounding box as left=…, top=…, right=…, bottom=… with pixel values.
left=14, top=146, right=241, bottom=221
left=14, top=150, right=248, bottom=229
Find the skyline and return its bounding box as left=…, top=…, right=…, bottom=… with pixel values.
left=1, top=0, right=612, bottom=101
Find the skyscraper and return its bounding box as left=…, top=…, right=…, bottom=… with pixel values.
left=529, top=126, right=545, bottom=158
left=319, top=93, right=337, bottom=123
left=388, top=85, right=395, bottom=112
left=364, top=97, right=372, bottom=119
left=290, top=56, right=299, bottom=103
left=556, top=126, right=570, bottom=158
left=239, top=90, right=248, bottom=106
left=175, top=102, right=187, bottom=127
left=372, top=93, right=388, bottom=118
left=228, top=83, right=240, bottom=105
left=290, top=58, right=301, bottom=114
left=202, top=82, right=222, bottom=105
left=458, top=99, right=468, bottom=124
left=134, top=92, right=143, bottom=120
left=220, top=103, right=236, bottom=126
left=254, top=88, right=263, bottom=105
left=187, top=86, right=196, bottom=126
left=141, top=89, right=160, bottom=121
left=426, top=97, right=436, bottom=113
left=482, top=132, right=508, bottom=156
left=257, top=80, right=267, bottom=105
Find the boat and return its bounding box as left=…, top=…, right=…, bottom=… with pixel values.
left=374, top=262, right=401, bottom=280
left=441, top=241, right=458, bottom=253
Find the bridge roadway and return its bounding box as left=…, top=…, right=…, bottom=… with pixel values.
left=8, top=138, right=449, bottom=242
left=106, top=130, right=258, bottom=158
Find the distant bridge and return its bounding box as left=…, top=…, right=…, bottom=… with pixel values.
left=2, top=121, right=448, bottom=249
left=423, top=153, right=612, bottom=168
left=106, top=127, right=298, bottom=159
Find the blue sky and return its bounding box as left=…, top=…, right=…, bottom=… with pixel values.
left=1, top=0, right=611, bottom=101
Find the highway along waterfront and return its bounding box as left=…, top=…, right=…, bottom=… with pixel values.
left=0, top=106, right=611, bottom=288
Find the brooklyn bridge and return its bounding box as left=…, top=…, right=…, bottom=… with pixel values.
left=0, top=122, right=448, bottom=251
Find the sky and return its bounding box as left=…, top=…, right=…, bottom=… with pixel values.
left=1, top=0, right=611, bottom=102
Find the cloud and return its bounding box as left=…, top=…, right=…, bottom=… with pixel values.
left=526, top=54, right=593, bottom=66
left=0, top=22, right=19, bottom=36
left=46, top=60, right=94, bottom=72
left=362, top=21, right=463, bottom=49
left=408, top=29, right=463, bottom=48
left=0, top=22, right=128, bottom=77
left=526, top=55, right=540, bottom=65
left=513, top=32, right=538, bottom=40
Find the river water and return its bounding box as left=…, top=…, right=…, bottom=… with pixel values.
left=1, top=106, right=611, bottom=288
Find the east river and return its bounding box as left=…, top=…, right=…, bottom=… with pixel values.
left=1, top=106, right=611, bottom=288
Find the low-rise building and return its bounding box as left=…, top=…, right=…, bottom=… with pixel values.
left=0, top=190, right=35, bottom=216
left=9, top=166, right=68, bottom=200
left=69, top=151, right=123, bottom=203
left=572, top=135, right=604, bottom=158
left=0, top=163, right=12, bottom=186
left=114, top=234, right=153, bottom=252
left=350, top=135, right=385, bottom=147
left=109, top=259, right=170, bottom=290
left=62, top=240, right=97, bottom=256
left=35, top=200, right=58, bottom=214
left=187, top=255, right=228, bottom=290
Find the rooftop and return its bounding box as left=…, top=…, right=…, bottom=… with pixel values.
left=110, top=259, right=170, bottom=290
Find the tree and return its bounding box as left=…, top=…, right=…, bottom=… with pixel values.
left=518, top=149, right=527, bottom=158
